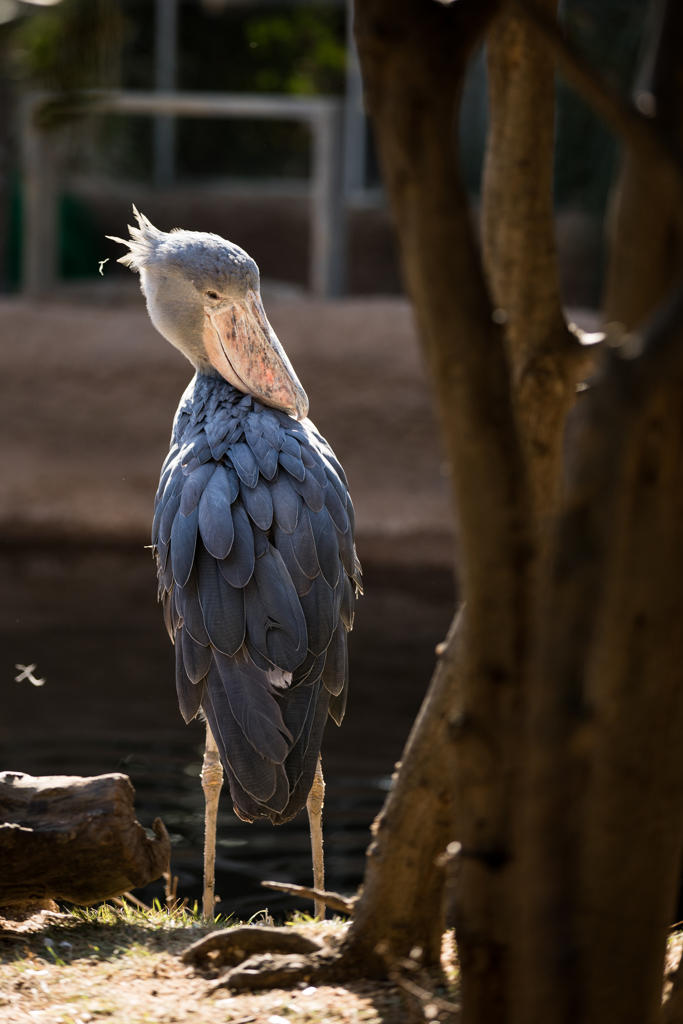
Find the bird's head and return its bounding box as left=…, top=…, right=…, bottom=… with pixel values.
left=108, top=208, right=308, bottom=421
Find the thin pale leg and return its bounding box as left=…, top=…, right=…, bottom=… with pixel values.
left=201, top=722, right=224, bottom=920
left=306, top=756, right=325, bottom=919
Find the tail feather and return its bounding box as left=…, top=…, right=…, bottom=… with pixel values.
left=203, top=663, right=282, bottom=806
left=175, top=640, right=204, bottom=723
left=270, top=685, right=331, bottom=825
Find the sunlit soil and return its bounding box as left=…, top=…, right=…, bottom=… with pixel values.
left=0, top=905, right=460, bottom=1024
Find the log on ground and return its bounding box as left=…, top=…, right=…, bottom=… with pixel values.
left=0, top=772, right=170, bottom=906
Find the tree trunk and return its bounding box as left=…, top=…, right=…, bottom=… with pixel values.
left=578, top=293, right=683, bottom=1024
left=339, top=613, right=462, bottom=973
left=351, top=2, right=534, bottom=1017
left=0, top=772, right=171, bottom=907
left=603, top=156, right=683, bottom=331
left=479, top=9, right=587, bottom=1020
left=482, top=0, right=580, bottom=531
left=514, top=288, right=683, bottom=1024
left=342, top=4, right=683, bottom=1024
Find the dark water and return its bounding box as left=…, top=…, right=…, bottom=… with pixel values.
left=0, top=546, right=454, bottom=920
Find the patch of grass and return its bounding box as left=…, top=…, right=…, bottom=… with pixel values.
left=0, top=899, right=237, bottom=971
left=285, top=909, right=318, bottom=925
left=68, top=896, right=224, bottom=931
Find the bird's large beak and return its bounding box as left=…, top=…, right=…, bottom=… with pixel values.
left=203, top=290, right=308, bottom=421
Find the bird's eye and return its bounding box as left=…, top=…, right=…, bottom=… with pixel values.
left=205, top=290, right=220, bottom=301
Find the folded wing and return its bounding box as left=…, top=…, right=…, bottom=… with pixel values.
left=155, top=376, right=362, bottom=823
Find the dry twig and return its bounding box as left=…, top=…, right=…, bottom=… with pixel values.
left=260, top=881, right=356, bottom=916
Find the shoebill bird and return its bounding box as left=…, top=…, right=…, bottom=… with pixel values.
left=110, top=211, right=361, bottom=920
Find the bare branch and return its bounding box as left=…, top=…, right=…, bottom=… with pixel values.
left=482, top=1, right=579, bottom=529
left=512, top=0, right=683, bottom=214
left=603, top=0, right=683, bottom=329
left=260, top=881, right=356, bottom=916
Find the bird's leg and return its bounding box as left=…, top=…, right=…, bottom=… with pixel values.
left=306, top=756, right=325, bottom=920
left=201, top=722, right=223, bottom=921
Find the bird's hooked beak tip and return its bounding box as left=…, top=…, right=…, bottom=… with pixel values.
left=203, top=290, right=308, bottom=419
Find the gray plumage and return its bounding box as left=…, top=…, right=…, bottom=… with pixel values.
left=322, top=623, right=347, bottom=697
left=176, top=570, right=210, bottom=645
left=159, top=492, right=181, bottom=545
left=271, top=474, right=301, bottom=534
left=299, top=572, right=339, bottom=657
left=218, top=503, right=255, bottom=588
left=289, top=507, right=320, bottom=580
left=111, top=212, right=361, bottom=826
left=182, top=627, right=212, bottom=684
left=240, top=477, right=274, bottom=531
left=171, top=505, right=199, bottom=587
left=195, top=543, right=246, bottom=656
left=198, top=466, right=234, bottom=559
left=179, top=462, right=216, bottom=516
left=278, top=450, right=306, bottom=482
left=231, top=443, right=259, bottom=488
left=176, top=648, right=205, bottom=722
left=158, top=374, right=361, bottom=824
left=273, top=525, right=315, bottom=597
left=309, top=506, right=341, bottom=588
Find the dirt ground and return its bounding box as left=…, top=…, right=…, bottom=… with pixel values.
left=0, top=910, right=459, bottom=1024
left=1, top=907, right=681, bottom=1023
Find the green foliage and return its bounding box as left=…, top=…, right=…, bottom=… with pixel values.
left=117, top=0, right=345, bottom=97
left=245, top=9, right=346, bottom=95
left=110, top=2, right=346, bottom=181
left=9, top=0, right=123, bottom=90
left=175, top=5, right=344, bottom=178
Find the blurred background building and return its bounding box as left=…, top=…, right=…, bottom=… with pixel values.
left=0, top=0, right=649, bottom=304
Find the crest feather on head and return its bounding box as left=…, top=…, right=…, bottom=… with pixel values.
left=108, top=206, right=261, bottom=292
left=106, top=206, right=165, bottom=272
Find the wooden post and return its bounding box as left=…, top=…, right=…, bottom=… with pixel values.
left=154, top=0, right=178, bottom=185
left=311, top=101, right=346, bottom=297
left=344, top=0, right=367, bottom=197
left=21, top=96, right=58, bottom=298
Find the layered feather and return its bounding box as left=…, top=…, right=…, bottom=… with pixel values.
left=153, top=374, right=361, bottom=823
